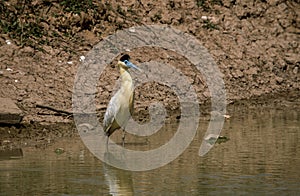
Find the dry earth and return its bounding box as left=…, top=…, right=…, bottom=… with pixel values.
left=0, top=0, right=299, bottom=148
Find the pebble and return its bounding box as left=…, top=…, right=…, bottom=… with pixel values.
left=128, top=27, right=136, bottom=32
left=293, top=67, right=298, bottom=74
left=79, top=56, right=85, bottom=62
left=5, top=40, right=11, bottom=45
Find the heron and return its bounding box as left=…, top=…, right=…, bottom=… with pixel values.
left=103, top=54, right=140, bottom=146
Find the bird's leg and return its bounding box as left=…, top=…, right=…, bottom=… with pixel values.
left=122, top=130, right=126, bottom=147
left=106, top=136, right=109, bottom=151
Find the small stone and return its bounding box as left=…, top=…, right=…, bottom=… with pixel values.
left=293, top=67, right=298, bottom=74
left=275, top=76, right=284, bottom=84
left=128, top=27, right=135, bottom=32
left=79, top=56, right=85, bottom=62
left=201, top=16, right=209, bottom=20
left=232, top=69, right=244, bottom=78
left=54, top=148, right=65, bottom=155
left=5, top=40, right=11, bottom=45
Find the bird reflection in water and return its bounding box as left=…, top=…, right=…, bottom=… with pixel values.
left=103, top=152, right=134, bottom=195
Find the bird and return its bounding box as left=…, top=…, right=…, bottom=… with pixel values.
left=103, top=54, right=140, bottom=146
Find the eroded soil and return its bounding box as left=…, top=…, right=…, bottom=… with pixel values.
left=0, top=0, right=299, bottom=149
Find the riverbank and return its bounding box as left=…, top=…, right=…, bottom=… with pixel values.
left=0, top=1, right=299, bottom=149
left=1, top=89, right=299, bottom=150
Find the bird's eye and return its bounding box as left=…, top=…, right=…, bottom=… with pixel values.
left=124, top=60, right=129, bottom=65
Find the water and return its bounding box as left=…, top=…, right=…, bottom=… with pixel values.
left=0, top=105, right=299, bottom=195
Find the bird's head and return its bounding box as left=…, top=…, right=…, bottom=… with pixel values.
left=117, top=54, right=140, bottom=71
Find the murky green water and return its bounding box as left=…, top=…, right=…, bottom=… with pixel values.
left=1, top=105, right=299, bottom=195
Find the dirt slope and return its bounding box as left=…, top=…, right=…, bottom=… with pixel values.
left=0, top=0, right=299, bottom=124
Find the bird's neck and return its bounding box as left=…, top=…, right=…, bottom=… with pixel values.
left=119, top=67, right=133, bottom=91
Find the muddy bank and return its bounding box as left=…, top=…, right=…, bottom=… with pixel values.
left=0, top=0, right=299, bottom=122
left=1, top=89, right=299, bottom=150
left=0, top=122, right=76, bottom=150
left=0, top=1, right=299, bottom=147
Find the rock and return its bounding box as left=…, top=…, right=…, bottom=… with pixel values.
left=0, top=98, right=23, bottom=124
left=245, top=67, right=259, bottom=75
left=0, top=148, right=23, bottom=160
left=232, top=69, right=244, bottom=78
left=293, top=67, right=298, bottom=74
left=275, top=76, right=284, bottom=84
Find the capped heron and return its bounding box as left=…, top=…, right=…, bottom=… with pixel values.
left=103, top=54, right=140, bottom=146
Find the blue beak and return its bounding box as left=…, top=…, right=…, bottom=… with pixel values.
left=124, top=60, right=141, bottom=71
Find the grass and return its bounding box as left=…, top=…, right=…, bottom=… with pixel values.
left=196, top=0, right=223, bottom=11
left=0, top=0, right=97, bottom=49
left=60, top=0, right=94, bottom=14
left=202, top=19, right=218, bottom=30
left=0, top=3, right=45, bottom=47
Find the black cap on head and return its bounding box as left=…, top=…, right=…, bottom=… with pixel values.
left=120, top=54, right=130, bottom=62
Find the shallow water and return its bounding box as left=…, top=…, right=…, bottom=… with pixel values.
left=1, top=105, right=299, bottom=195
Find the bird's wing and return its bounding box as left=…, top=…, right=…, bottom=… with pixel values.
left=103, top=93, right=121, bottom=134
left=129, top=91, right=134, bottom=115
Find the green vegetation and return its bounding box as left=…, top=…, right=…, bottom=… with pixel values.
left=196, top=0, right=223, bottom=11
left=152, top=11, right=162, bottom=22
left=0, top=0, right=131, bottom=50
left=60, top=0, right=94, bottom=13
left=0, top=1, right=43, bottom=47
left=202, top=19, right=218, bottom=30
left=0, top=0, right=222, bottom=50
